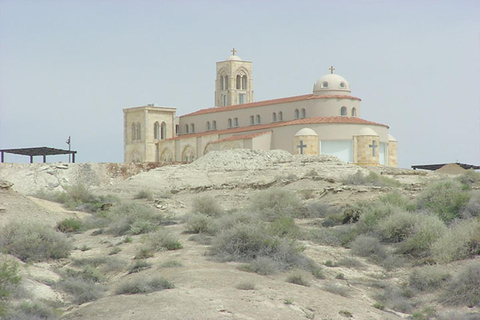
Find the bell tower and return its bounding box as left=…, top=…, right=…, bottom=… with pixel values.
left=215, top=48, right=253, bottom=107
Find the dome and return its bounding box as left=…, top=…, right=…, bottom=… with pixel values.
left=313, top=73, right=351, bottom=96
left=295, top=128, right=318, bottom=136
left=227, top=55, right=241, bottom=61
left=359, top=128, right=378, bottom=136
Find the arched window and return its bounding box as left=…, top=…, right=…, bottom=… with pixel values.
left=206, top=121, right=211, bottom=131
left=154, top=122, right=160, bottom=139
left=161, top=122, right=166, bottom=140
left=250, top=115, right=254, bottom=125
left=272, top=112, right=277, bottom=122
left=221, top=75, right=228, bottom=90
left=242, top=76, right=247, bottom=90
left=236, top=75, right=241, bottom=89
left=351, top=108, right=357, bottom=117
left=190, top=123, right=195, bottom=133
left=322, top=81, right=328, bottom=88
left=185, top=124, right=189, bottom=134
left=301, top=108, right=306, bottom=118
left=222, top=94, right=227, bottom=106
left=234, top=118, right=239, bottom=127
left=175, top=124, right=179, bottom=135
left=256, top=115, right=261, bottom=124
left=132, top=123, right=136, bottom=141
left=212, top=121, right=217, bottom=130
left=137, top=122, right=141, bottom=140
left=341, top=106, right=347, bottom=116
left=340, top=82, right=345, bottom=88
left=279, top=111, right=283, bottom=121
left=228, top=118, right=232, bottom=128
left=295, top=109, right=299, bottom=119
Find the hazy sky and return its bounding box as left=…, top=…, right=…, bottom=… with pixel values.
left=1, top=0, right=479, bottom=169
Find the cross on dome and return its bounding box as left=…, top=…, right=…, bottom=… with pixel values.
left=329, top=66, right=335, bottom=74
left=231, top=48, right=237, bottom=56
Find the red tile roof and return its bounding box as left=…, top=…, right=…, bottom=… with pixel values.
left=165, top=116, right=388, bottom=141
left=211, top=131, right=271, bottom=144
left=182, top=94, right=361, bottom=117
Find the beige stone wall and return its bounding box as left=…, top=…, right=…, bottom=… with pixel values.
left=388, top=141, right=398, bottom=167
left=251, top=132, right=272, bottom=151
left=293, top=135, right=319, bottom=155
left=354, top=135, right=380, bottom=166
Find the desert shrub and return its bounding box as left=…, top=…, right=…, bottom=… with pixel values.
left=306, top=201, right=336, bottom=218
left=65, top=265, right=104, bottom=283
left=134, top=189, right=153, bottom=200
left=191, top=195, right=223, bottom=217
left=304, top=227, right=341, bottom=247
left=378, top=190, right=410, bottom=208
left=134, top=248, right=154, bottom=259
left=457, top=169, right=480, bottom=186
left=0, top=222, right=72, bottom=262
left=330, top=224, right=359, bottom=247
left=375, top=284, right=413, bottom=313
left=115, top=277, right=174, bottom=295
left=432, top=219, right=480, bottom=264
left=337, top=257, right=364, bottom=269
left=128, top=260, right=152, bottom=274
left=412, top=307, right=438, bottom=320
left=209, top=222, right=312, bottom=272
left=72, top=256, right=125, bottom=273
left=184, top=213, right=216, bottom=235
left=0, top=260, right=21, bottom=317
left=298, top=189, right=314, bottom=200
left=56, top=218, right=82, bottom=233
left=462, top=190, right=480, bottom=219
left=159, top=260, right=183, bottom=268
left=267, top=215, right=300, bottom=238
left=397, top=213, right=447, bottom=257
left=342, top=171, right=400, bottom=187
left=236, top=281, right=255, bottom=290
left=109, top=247, right=122, bottom=255
left=350, top=235, right=387, bottom=262
left=356, top=202, right=398, bottom=232
left=438, top=311, right=480, bottom=320
left=323, top=283, right=350, bottom=297
left=377, top=209, right=418, bottom=243
left=7, top=301, right=57, bottom=320
left=57, top=276, right=106, bottom=304
left=416, top=179, right=471, bottom=222
left=409, top=266, right=450, bottom=291
left=239, top=257, right=280, bottom=275
left=107, top=202, right=166, bottom=236
left=249, top=188, right=305, bottom=221
left=441, top=261, right=480, bottom=307
left=146, top=228, right=182, bottom=251
left=286, top=271, right=309, bottom=286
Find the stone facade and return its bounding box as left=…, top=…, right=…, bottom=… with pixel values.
left=123, top=51, right=398, bottom=167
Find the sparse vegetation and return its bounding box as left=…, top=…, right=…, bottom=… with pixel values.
left=441, top=261, right=480, bottom=307
left=115, top=277, right=174, bottom=295
left=56, top=218, right=83, bottom=233
left=159, top=260, right=183, bottom=268
left=342, top=170, right=400, bottom=187
left=191, top=195, right=223, bottom=217
left=128, top=260, right=152, bottom=274
left=409, top=266, right=451, bottom=291
left=235, top=281, right=255, bottom=290
left=249, top=188, right=305, bottom=220
left=0, top=260, right=21, bottom=317
left=0, top=222, right=72, bottom=262
left=134, top=189, right=154, bottom=200
left=57, top=275, right=106, bottom=304
left=286, top=271, right=309, bottom=286
left=146, top=228, right=183, bottom=251
left=106, top=202, right=167, bottom=236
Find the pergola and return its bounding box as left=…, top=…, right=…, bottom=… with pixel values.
left=411, top=163, right=480, bottom=171
left=0, top=147, right=77, bottom=163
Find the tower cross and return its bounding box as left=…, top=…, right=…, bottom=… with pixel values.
left=297, top=140, right=307, bottom=155
left=231, top=48, right=237, bottom=56
left=369, top=140, right=378, bottom=157
left=329, top=66, right=335, bottom=74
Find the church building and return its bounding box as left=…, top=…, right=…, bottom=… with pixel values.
left=123, top=50, right=398, bottom=167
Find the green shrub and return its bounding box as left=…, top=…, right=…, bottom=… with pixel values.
left=378, top=190, right=410, bottom=208
left=239, top=257, right=280, bottom=275
left=306, top=201, right=336, bottom=218
left=109, top=247, right=122, bottom=255
left=185, top=213, right=216, bottom=235
left=377, top=209, right=418, bottom=242
left=134, top=189, right=154, bottom=200
left=57, top=276, right=106, bottom=304
left=107, top=202, right=166, bottom=236
left=323, top=283, right=350, bottom=297
left=147, top=228, right=182, bottom=251
left=8, top=301, right=57, bottom=320
left=416, top=180, right=471, bottom=222
left=342, top=171, right=400, bottom=187
left=56, top=218, right=83, bottom=233
left=267, top=215, right=300, bottom=238
left=330, top=224, right=359, bottom=247
left=0, top=260, right=21, bottom=317
left=375, top=284, right=413, bottom=313
left=134, top=247, right=154, bottom=259
left=397, top=214, right=447, bottom=257
left=286, top=271, right=309, bottom=286
left=432, top=219, right=480, bottom=263
left=457, top=169, right=480, bottom=187
left=350, top=235, right=387, bottom=262
left=0, top=222, right=72, bottom=262
left=236, top=281, right=255, bottom=290
left=128, top=260, right=152, bottom=274
left=72, top=256, right=125, bottom=273
left=356, top=202, right=398, bottom=232
left=462, top=191, right=480, bottom=219
left=441, top=261, right=480, bottom=307
left=115, top=277, right=174, bottom=295
left=409, top=266, right=450, bottom=291
left=337, top=257, right=364, bottom=269
left=65, top=265, right=104, bottom=283
left=159, top=260, right=183, bottom=268
left=191, top=195, right=223, bottom=217
left=249, top=188, right=305, bottom=221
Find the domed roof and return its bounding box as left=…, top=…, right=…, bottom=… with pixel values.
left=295, top=128, right=318, bottom=136
left=313, top=68, right=351, bottom=96
left=359, top=128, right=378, bottom=136
left=227, top=55, right=241, bottom=61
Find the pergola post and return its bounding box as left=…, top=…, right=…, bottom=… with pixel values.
left=72, top=152, right=76, bottom=163
left=1, top=151, right=4, bottom=163
left=30, top=156, right=33, bottom=163
left=43, top=155, right=47, bottom=163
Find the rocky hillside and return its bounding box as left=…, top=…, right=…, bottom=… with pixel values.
left=0, top=150, right=479, bottom=320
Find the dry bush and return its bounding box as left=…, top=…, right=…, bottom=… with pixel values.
left=337, top=257, right=364, bottom=269
left=191, top=195, right=223, bottom=217
left=462, top=190, right=480, bottom=219
left=306, top=201, right=336, bottom=218
left=0, top=222, right=72, bottom=262
left=416, top=179, right=471, bottom=222
left=377, top=209, right=418, bottom=243
left=438, top=311, right=480, bottom=320
left=441, top=262, right=480, bottom=307
left=107, top=202, right=166, bottom=236
left=374, top=284, right=413, bottom=314
left=322, top=283, right=350, bottom=297
left=134, top=189, right=153, bottom=200
left=7, top=301, right=57, bottom=320
left=158, top=260, right=183, bottom=268
left=249, top=188, right=305, bottom=220
left=267, top=215, right=300, bottom=239
left=57, top=276, right=106, bottom=305
left=342, top=171, right=400, bottom=187
left=432, top=219, right=480, bottom=264
left=128, top=260, right=152, bottom=274
left=184, top=213, right=216, bottom=235
left=286, top=271, right=310, bottom=286
left=409, top=266, right=451, bottom=291
left=378, top=190, right=410, bottom=208
left=239, top=257, right=280, bottom=275
left=146, top=228, right=182, bottom=251
left=56, top=218, right=82, bottom=233
left=236, top=281, right=255, bottom=290
left=115, top=277, right=174, bottom=295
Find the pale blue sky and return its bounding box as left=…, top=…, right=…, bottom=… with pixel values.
left=1, top=0, right=479, bottom=168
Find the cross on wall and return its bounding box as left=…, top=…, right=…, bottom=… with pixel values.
left=369, top=140, right=378, bottom=157
left=297, top=140, right=307, bottom=154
